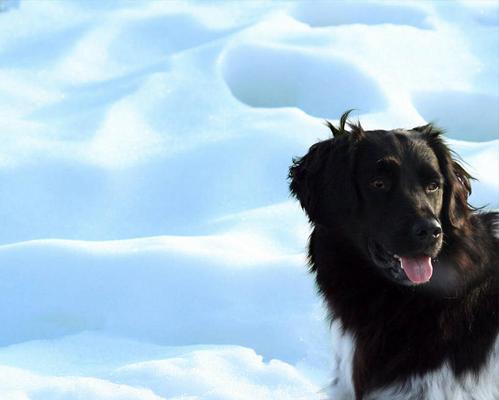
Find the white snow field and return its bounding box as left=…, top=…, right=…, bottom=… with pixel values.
left=0, top=0, right=497, bottom=399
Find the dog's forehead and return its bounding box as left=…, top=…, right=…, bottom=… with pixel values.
left=360, top=129, right=438, bottom=166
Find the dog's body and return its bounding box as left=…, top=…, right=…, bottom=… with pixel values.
left=289, top=112, right=499, bottom=400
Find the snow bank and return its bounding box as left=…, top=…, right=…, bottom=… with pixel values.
left=221, top=43, right=387, bottom=117
left=0, top=334, right=322, bottom=400
left=292, top=1, right=431, bottom=28
left=0, top=366, right=162, bottom=400
left=0, top=233, right=328, bottom=365
left=413, top=91, right=499, bottom=141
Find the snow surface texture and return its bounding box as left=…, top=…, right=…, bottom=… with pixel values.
left=0, top=0, right=497, bottom=399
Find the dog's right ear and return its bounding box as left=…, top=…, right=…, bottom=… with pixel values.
left=289, top=140, right=332, bottom=222
left=290, top=111, right=361, bottom=226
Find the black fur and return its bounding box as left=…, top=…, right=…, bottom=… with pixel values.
left=289, top=112, right=499, bottom=399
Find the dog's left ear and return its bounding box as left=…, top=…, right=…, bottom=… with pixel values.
left=414, top=124, right=473, bottom=230
left=444, top=159, right=473, bottom=230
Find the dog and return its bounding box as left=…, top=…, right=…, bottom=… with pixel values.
left=289, top=111, right=499, bottom=400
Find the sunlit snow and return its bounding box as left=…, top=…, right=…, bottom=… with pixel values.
left=0, top=0, right=497, bottom=398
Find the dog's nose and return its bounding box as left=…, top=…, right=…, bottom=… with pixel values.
left=412, top=219, right=442, bottom=244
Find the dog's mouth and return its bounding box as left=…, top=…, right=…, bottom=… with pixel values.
left=367, top=239, right=434, bottom=285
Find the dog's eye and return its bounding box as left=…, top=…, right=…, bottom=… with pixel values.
left=426, top=182, right=440, bottom=192
left=369, top=179, right=386, bottom=190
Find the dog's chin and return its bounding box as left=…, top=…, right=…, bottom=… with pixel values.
left=367, top=239, right=441, bottom=286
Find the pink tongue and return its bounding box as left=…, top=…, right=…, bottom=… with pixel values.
left=400, top=256, right=433, bottom=284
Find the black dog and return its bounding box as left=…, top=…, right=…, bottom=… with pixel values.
left=289, top=111, right=499, bottom=400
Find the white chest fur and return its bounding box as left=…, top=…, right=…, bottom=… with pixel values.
left=326, top=320, right=499, bottom=400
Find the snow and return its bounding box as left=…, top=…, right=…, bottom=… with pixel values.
left=0, top=0, right=497, bottom=398
left=0, top=335, right=320, bottom=400
left=221, top=43, right=387, bottom=117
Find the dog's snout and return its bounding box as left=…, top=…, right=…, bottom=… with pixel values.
left=412, top=219, right=442, bottom=243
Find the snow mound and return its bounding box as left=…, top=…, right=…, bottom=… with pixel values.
left=0, top=234, right=328, bottom=365
left=0, top=365, right=162, bottom=400
left=292, top=1, right=431, bottom=28
left=413, top=91, right=499, bottom=141
left=221, top=43, right=387, bottom=117
left=0, top=333, right=324, bottom=400
left=113, top=346, right=320, bottom=400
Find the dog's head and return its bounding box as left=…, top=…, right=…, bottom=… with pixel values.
left=289, top=112, right=473, bottom=286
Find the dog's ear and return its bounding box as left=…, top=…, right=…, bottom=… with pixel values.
left=289, top=134, right=358, bottom=226
left=444, top=159, right=473, bottom=230
left=289, top=139, right=332, bottom=222
left=416, top=125, right=473, bottom=230
left=290, top=111, right=361, bottom=225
